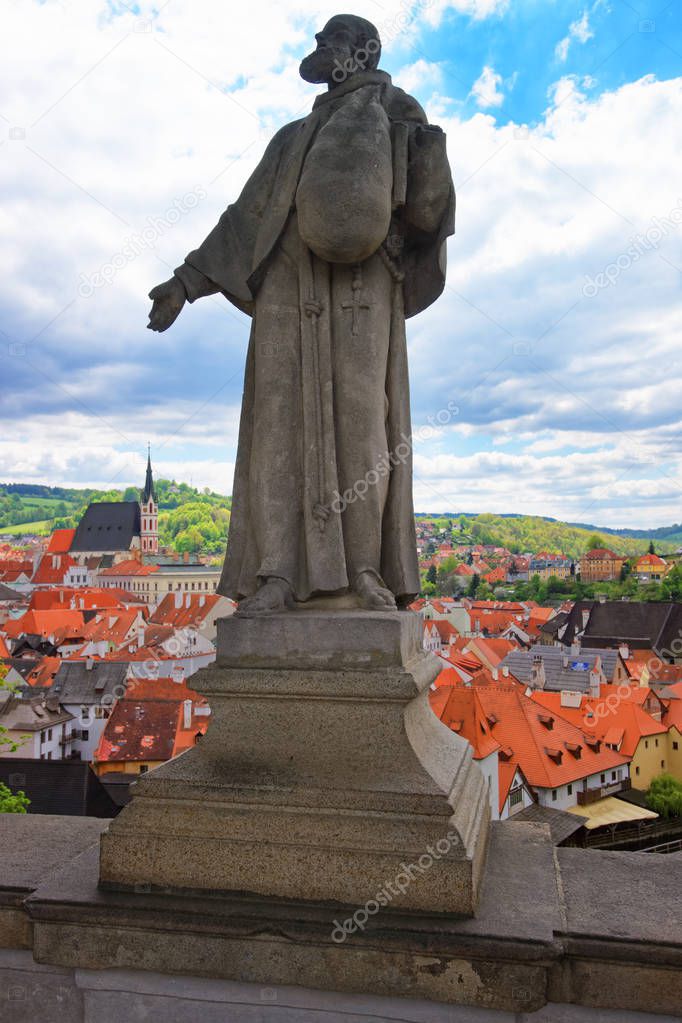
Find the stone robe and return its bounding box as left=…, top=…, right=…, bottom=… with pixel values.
left=175, top=71, right=455, bottom=604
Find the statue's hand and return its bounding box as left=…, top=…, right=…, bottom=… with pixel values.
left=147, top=276, right=186, bottom=332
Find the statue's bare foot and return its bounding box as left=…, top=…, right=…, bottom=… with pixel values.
left=236, top=578, right=294, bottom=616
left=354, top=571, right=397, bottom=611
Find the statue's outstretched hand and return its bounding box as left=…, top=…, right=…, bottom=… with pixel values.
left=147, top=277, right=186, bottom=332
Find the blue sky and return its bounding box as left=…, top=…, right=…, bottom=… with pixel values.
left=1, top=0, right=681, bottom=526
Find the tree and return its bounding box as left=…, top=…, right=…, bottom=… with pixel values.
left=646, top=774, right=682, bottom=818
left=467, top=573, right=480, bottom=598
left=648, top=540, right=655, bottom=555
left=0, top=782, right=30, bottom=814
left=586, top=535, right=605, bottom=551
left=426, top=565, right=437, bottom=585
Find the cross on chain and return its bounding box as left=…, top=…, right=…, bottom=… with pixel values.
left=341, top=265, right=370, bottom=337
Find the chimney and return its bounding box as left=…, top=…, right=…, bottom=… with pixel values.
left=137, top=624, right=145, bottom=649
left=619, top=643, right=630, bottom=661
left=183, top=699, right=193, bottom=729
left=491, top=667, right=498, bottom=681
left=581, top=609, right=590, bottom=629
left=589, top=668, right=601, bottom=699
left=502, top=665, right=509, bottom=678
left=85, top=657, right=94, bottom=671
left=183, top=551, right=190, bottom=564
left=530, top=655, right=546, bottom=690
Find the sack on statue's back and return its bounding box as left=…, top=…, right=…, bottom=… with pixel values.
left=296, top=88, right=393, bottom=264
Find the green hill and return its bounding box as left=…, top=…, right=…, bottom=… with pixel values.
left=416, top=512, right=680, bottom=559
left=1, top=484, right=679, bottom=560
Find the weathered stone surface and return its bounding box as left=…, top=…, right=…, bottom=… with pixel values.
left=0, top=815, right=106, bottom=950
left=0, top=816, right=680, bottom=1018
left=216, top=608, right=426, bottom=670
left=100, top=611, right=489, bottom=916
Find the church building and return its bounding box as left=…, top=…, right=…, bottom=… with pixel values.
left=69, top=452, right=159, bottom=560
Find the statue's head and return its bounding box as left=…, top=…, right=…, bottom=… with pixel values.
left=299, top=14, right=381, bottom=87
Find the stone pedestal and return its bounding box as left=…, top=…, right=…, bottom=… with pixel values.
left=99, top=610, right=489, bottom=916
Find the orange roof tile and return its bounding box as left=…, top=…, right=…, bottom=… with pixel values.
left=46, top=529, right=76, bottom=554
left=531, top=688, right=667, bottom=758
left=436, top=683, right=629, bottom=789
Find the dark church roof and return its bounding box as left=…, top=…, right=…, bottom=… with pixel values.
left=70, top=501, right=140, bottom=553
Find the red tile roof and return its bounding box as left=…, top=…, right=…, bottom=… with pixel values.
left=46, top=529, right=76, bottom=554
left=433, top=682, right=628, bottom=790
left=531, top=687, right=667, bottom=757
left=149, top=592, right=224, bottom=629
left=2, top=609, right=86, bottom=643
left=32, top=553, right=76, bottom=586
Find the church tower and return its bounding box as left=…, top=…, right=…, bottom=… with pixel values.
left=139, top=446, right=158, bottom=555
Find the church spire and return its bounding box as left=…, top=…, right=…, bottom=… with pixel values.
left=141, top=443, right=157, bottom=504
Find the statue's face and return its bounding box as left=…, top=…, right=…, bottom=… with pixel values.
left=299, top=17, right=358, bottom=85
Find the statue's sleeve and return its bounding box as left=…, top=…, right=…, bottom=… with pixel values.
left=404, top=125, right=454, bottom=237
left=173, top=122, right=300, bottom=316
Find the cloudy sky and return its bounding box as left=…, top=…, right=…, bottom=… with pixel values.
left=1, top=0, right=681, bottom=527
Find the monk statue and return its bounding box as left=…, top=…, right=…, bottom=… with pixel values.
left=148, top=14, right=455, bottom=614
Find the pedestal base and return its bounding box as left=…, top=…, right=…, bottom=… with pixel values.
left=100, top=611, right=489, bottom=917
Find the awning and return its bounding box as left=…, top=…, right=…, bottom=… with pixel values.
left=567, top=796, right=658, bottom=830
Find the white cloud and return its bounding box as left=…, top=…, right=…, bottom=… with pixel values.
left=470, top=65, right=505, bottom=108
left=555, top=9, right=595, bottom=63
left=1, top=3, right=682, bottom=528
left=394, top=59, right=444, bottom=97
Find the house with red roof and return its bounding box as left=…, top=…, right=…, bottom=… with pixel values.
left=149, top=591, right=235, bottom=643
left=31, top=552, right=77, bottom=588
left=579, top=548, right=625, bottom=583
left=633, top=553, right=669, bottom=583
left=94, top=679, right=210, bottom=777
left=431, top=676, right=629, bottom=818
left=531, top=683, right=670, bottom=790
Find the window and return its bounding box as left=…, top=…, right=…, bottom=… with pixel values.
left=636, top=766, right=640, bottom=776
left=82, top=730, right=89, bottom=742
left=655, top=738, right=659, bottom=748
left=645, top=740, right=649, bottom=749
left=567, top=784, right=572, bottom=796
left=600, top=774, right=605, bottom=783
left=509, top=786, right=523, bottom=808
left=139, top=765, right=149, bottom=774
left=674, top=741, right=679, bottom=751
left=47, top=728, right=53, bottom=741
left=552, top=789, right=557, bottom=801
left=661, top=760, right=665, bottom=769
left=47, top=752, right=52, bottom=760
left=611, top=772, right=616, bottom=781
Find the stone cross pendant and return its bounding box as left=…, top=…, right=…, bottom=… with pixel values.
left=341, top=265, right=370, bottom=337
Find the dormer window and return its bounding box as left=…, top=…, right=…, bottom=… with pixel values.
left=537, top=712, right=554, bottom=729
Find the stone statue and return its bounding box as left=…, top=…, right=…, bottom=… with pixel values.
left=148, top=14, right=455, bottom=614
